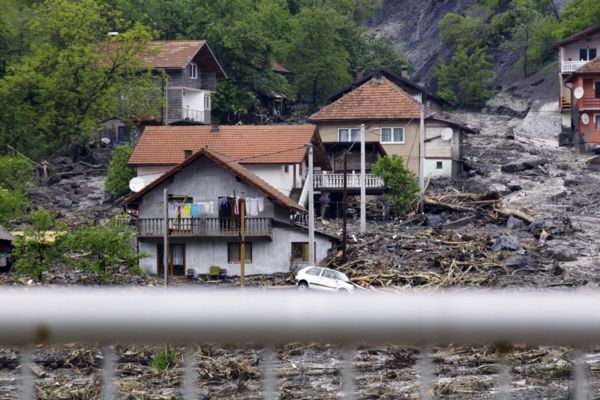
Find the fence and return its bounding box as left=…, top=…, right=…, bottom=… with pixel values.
left=2, top=289, right=599, bottom=399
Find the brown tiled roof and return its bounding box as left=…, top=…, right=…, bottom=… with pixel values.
left=128, top=125, right=330, bottom=169
left=272, top=62, right=292, bottom=75
left=575, top=57, right=600, bottom=73
left=124, top=148, right=305, bottom=212
left=140, top=41, right=226, bottom=77
left=308, top=76, right=422, bottom=122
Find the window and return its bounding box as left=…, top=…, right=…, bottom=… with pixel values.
left=157, top=244, right=186, bottom=276
left=306, top=267, right=321, bottom=276
left=596, top=114, right=600, bottom=130
left=322, top=269, right=337, bottom=280
left=436, top=161, right=443, bottom=169
left=380, top=127, right=405, bottom=144
left=595, top=82, right=600, bottom=99
left=579, top=48, right=598, bottom=61
left=338, top=128, right=360, bottom=142
left=189, top=62, right=198, bottom=79
left=228, top=242, right=252, bottom=263
left=204, top=95, right=211, bottom=109
left=283, top=165, right=289, bottom=173
left=292, top=242, right=310, bottom=262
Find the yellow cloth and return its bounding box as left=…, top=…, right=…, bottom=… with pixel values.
left=182, top=204, right=192, bottom=217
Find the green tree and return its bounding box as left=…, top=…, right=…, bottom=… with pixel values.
left=0, top=157, right=33, bottom=225
left=105, top=145, right=135, bottom=197
left=0, top=0, right=161, bottom=159
left=67, top=217, right=144, bottom=283
left=439, top=13, right=488, bottom=52
left=372, top=155, right=419, bottom=217
left=434, top=46, right=495, bottom=108
left=285, top=7, right=352, bottom=108
left=13, top=209, right=67, bottom=282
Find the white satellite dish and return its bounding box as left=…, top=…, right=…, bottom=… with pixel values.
left=574, top=87, right=585, bottom=99
left=129, top=177, right=146, bottom=192
left=441, top=128, right=453, bottom=141
left=582, top=113, right=590, bottom=125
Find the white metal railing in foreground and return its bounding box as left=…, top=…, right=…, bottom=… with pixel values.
left=2, top=289, right=600, bottom=399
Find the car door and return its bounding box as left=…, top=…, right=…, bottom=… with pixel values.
left=319, top=269, right=339, bottom=292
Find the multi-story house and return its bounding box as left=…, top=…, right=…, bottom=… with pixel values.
left=101, top=40, right=226, bottom=144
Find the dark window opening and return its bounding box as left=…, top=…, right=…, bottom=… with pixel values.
left=595, top=82, right=600, bottom=99
left=228, top=242, right=252, bottom=263
left=580, top=48, right=589, bottom=61
left=591, top=48, right=598, bottom=60
left=436, top=161, right=443, bottom=169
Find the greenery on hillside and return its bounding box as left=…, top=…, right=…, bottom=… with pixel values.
left=0, top=157, right=33, bottom=225
left=0, top=0, right=405, bottom=159
left=435, top=0, right=600, bottom=108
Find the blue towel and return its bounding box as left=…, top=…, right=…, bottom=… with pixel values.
left=191, top=204, right=200, bottom=217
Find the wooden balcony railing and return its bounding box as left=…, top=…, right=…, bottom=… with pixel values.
left=313, top=173, right=384, bottom=189
left=579, top=98, right=600, bottom=110
left=137, top=218, right=272, bottom=238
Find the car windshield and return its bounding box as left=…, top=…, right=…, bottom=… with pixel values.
left=337, top=271, right=350, bottom=282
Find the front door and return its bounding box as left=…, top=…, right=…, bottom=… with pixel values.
left=157, top=243, right=186, bottom=276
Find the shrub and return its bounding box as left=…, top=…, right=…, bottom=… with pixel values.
left=67, top=217, right=144, bottom=283
left=105, top=145, right=135, bottom=197
left=13, top=209, right=67, bottom=282
left=152, top=347, right=177, bottom=370
left=372, top=155, right=419, bottom=217
left=0, top=156, right=33, bottom=225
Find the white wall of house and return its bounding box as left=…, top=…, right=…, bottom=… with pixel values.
left=182, top=89, right=208, bottom=122
left=424, top=159, right=452, bottom=178
left=138, top=228, right=335, bottom=276
left=562, top=35, right=600, bottom=62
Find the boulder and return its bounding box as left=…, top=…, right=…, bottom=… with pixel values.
left=491, top=236, right=523, bottom=253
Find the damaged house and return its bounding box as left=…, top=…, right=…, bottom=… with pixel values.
left=124, top=149, right=338, bottom=276
left=307, top=69, right=476, bottom=179
left=100, top=40, right=227, bottom=144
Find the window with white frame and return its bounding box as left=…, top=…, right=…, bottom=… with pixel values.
left=204, top=94, right=211, bottom=109
left=380, top=127, right=405, bottom=144
left=338, top=128, right=360, bottom=142
left=580, top=48, right=598, bottom=61
left=189, top=62, right=198, bottom=79
left=596, top=114, right=600, bottom=130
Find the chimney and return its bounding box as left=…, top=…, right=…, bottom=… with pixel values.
left=210, top=124, right=220, bottom=133
left=184, top=149, right=193, bottom=159
left=400, top=65, right=410, bottom=79
left=355, top=67, right=364, bottom=81
left=373, top=73, right=384, bottom=84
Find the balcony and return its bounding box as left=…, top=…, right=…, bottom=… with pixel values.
left=137, top=217, right=272, bottom=238
left=183, top=107, right=206, bottom=123
left=561, top=60, right=589, bottom=73
left=313, top=172, right=384, bottom=190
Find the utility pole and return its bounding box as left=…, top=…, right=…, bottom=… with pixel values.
left=240, top=193, right=246, bottom=288
left=163, top=188, right=169, bottom=288
left=419, top=102, right=425, bottom=213
left=342, top=153, right=348, bottom=262
left=307, top=144, right=315, bottom=264
left=360, top=123, right=366, bottom=233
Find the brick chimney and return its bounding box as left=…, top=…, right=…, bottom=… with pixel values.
left=184, top=149, right=193, bottom=159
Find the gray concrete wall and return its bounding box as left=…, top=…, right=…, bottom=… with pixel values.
left=138, top=227, right=335, bottom=275
left=137, top=156, right=280, bottom=220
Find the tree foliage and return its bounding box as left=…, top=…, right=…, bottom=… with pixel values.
left=13, top=209, right=67, bottom=282
left=66, top=218, right=143, bottom=283
left=0, top=0, right=161, bottom=159
left=435, top=46, right=495, bottom=108
left=372, top=155, right=419, bottom=217
left=105, top=145, right=135, bottom=197
left=0, top=157, right=33, bottom=225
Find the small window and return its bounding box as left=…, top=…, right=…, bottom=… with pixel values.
left=381, top=127, right=405, bottom=144
left=322, top=269, right=337, bottom=280
left=306, top=267, right=321, bottom=276
left=338, top=128, right=359, bottom=142
left=595, top=82, right=600, bottom=99
left=283, top=165, right=289, bottom=173
left=591, top=48, right=598, bottom=60
left=580, top=48, right=589, bottom=61
left=292, top=242, right=309, bottom=262
left=189, top=62, right=198, bottom=79
left=204, top=95, right=211, bottom=109
left=596, top=115, right=600, bottom=130
left=228, top=242, right=252, bottom=263
left=436, top=161, right=443, bottom=169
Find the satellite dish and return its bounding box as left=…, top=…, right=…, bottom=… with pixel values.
left=582, top=113, right=590, bottom=125
left=574, top=87, right=584, bottom=99
left=441, top=128, right=453, bottom=141
left=129, top=177, right=146, bottom=192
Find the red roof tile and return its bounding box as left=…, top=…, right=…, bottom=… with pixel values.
left=575, top=57, right=600, bottom=74
left=139, top=41, right=226, bottom=78
left=128, top=125, right=330, bottom=168
left=308, top=76, right=422, bottom=122
left=124, top=149, right=305, bottom=212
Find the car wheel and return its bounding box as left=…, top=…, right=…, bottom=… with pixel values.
left=298, top=281, right=308, bottom=291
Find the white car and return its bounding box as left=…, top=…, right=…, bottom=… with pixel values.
left=295, top=266, right=355, bottom=293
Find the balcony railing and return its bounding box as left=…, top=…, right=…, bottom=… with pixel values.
left=578, top=98, right=600, bottom=110
left=137, top=217, right=272, bottom=238
left=314, top=172, right=384, bottom=189
left=183, top=107, right=205, bottom=123
left=562, top=60, right=589, bottom=73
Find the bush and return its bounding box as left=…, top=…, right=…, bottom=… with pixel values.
left=0, top=156, right=33, bottom=225
left=13, top=209, right=67, bottom=282
left=67, top=217, right=144, bottom=283
left=372, top=155, right=419, bottom=216
left=105, top=145, right=135, bottom=197
left=434, top=45, right=495, bottom=109
left=152, top=347, right=177, bottom=370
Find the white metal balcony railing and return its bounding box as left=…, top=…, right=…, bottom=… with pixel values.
left=183, top=107, right=204, bottom=123
left=2, top=289, right=599, bottom=400
left=313, top=172, right=384, bottom=189
left=562, top=60, right=589, bottom=73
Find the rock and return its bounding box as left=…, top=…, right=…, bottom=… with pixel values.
left=491, top=236, right=523, bottom=253
left=501, top=158, right=548, bottom=173
left=487, top=183, right=510, bottom=195
left=425, top=215, right=444, bottom=226
left=563, top=178, right=579, bottom=187
left=503, top=255, right=534, bottom=269
left=528, top=218, right=555, bottom=236
left=507, top=181, right=522, bottom=192
left=506, top=216, right=527, bottom=230
left=463, top=177, right=488, bottom=194
left=554, top=252, right=578, bottom=262
left=54, top=195, right=73, bottom=208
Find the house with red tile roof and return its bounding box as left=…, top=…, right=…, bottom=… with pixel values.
left=565, top=57, right=600, bottom=150
left=100, top=40, right=226, bottom=145
left=123, top=148, right=338, bottom=277
left=308, top=71, right=476, bottom=180
left=127, top=124, right=329, bottom=200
